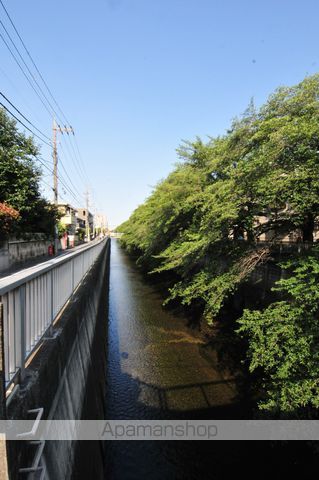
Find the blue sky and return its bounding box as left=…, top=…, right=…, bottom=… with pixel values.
left=1, top=0, right=318, bottom=227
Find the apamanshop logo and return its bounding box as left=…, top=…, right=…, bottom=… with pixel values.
left=2, top=420, right=319, bottom=440
left=101, top=421, right=218, bottom=440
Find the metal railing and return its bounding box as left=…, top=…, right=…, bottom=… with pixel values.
left=0, top=238, right=107, bottom=388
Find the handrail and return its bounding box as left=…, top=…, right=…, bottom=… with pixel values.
left=0, top=238, right=106, bottom=295
left=0, top=237, right=108, bottom=387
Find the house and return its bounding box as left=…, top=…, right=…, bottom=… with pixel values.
left=76, top=208, right=94, bottom=240
left=58, top=203, right=77, bottom=248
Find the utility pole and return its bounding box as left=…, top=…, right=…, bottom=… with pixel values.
left=53, top=118, right=58, bottom=205
left=52, top=119, right=74, bottom=253
left=52, top=119, right=74, bottom=204
left=85, top=189, right=90, bottom=242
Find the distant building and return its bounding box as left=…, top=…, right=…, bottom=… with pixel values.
left=57, top=203, right=77, bottom=249
left=76, top=208, right=94, bottom=238
left=94, top=213, right=108, bottom=234
left=58, top=203, right=77, bottom=235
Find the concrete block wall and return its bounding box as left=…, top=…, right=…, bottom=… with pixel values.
left=0, top=236, right=51, bottom=272
left=8, top=238, right=51, bottom=264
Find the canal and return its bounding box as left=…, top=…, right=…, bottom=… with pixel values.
left=102, top=239, right=315, bottom=480
left=106, top=238, right=244, bottom=421
left=73, top=238, right=316, bottom=480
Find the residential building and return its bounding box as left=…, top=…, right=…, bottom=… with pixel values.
left=76, top=208, right=94, bottom=239
left=58, top=203, right=77, bottom=235
left=57, top=203, right=77, bottom=249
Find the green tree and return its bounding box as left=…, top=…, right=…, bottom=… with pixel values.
left=237, top=250, right=319, bottom=412
left=0, top=108, right=58, bottom=237
left=119, top=74, right=319, bottom=412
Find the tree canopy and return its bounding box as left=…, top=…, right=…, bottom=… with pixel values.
left=0, top=108, right=58, bottom=238
left=119, top=74, right=319, bottom=413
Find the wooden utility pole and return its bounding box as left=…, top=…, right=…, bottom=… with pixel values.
left=52, top=118, right=58, bottom=204
left=52, top=119, right=74, bottom=253
left=85, top=189, right=90, bottom=241
left=52, top=119, right=74, bottom=204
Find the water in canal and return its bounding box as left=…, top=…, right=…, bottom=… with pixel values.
left=103, top=239, right=315, bottom=480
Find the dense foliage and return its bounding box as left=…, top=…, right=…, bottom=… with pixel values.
left=119, top=75, right=319, bottom=413
left=238, top=250, right=319, bottom=412
left=0, top=108, right=58, bottom=238
left=0, top=201, right=19, bottom=236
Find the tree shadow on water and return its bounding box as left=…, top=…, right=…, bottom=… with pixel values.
left=103, top=364, right=319, bottom=480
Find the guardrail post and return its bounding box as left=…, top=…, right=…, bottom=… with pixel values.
left=0, top=302, right=6, bottom=419
left=49, top=269, right=54, bottom=337
left=19, top=286, right=26, bottom=383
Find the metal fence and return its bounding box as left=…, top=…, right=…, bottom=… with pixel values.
left=0, top=238, right=107, bottom=388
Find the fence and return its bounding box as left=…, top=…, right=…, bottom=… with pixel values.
left=0, top=238, right=107, bottom=388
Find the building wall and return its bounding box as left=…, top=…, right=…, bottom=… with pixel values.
left=58, top=204, right=77, bottom=235
left=76, top=209, right=94, bottom=233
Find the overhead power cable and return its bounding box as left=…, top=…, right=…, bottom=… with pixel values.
left=0, top=19, right=90, bottom=190
left=0, top=0, right=95, bottom=207
left=0, top=0, right=71, bottom=126
left=0, top=91, right=51, bottom=142
left=0, top=28, right=53, bottom=119
left=0, top=102, right=82, bottom=205
left=0, top=18, right=60, bottom=119
left=37, top=155, right=83, bottom=206
left=0, top=102, right=52, bottom=146
left=58, top=153, right=85, bottom=202
left=72, top=134, right=92, bottom=185
left=40, top=178, right=54, bottom=192
left=59, top=136, right=88, bottom=187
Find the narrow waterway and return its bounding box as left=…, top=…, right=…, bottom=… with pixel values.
left=104, top=240, right=246, bottom=479
left=103, top=239, right=316, bottom=480
left=106, top=238, right=244, bottom=420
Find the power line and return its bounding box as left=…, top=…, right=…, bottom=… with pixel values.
left=38, top=156, right=53, bottom=166
left=59, top=135, right=88, bottom=187
left=0, top=76, right=87, bottom=204
left=1, top=104, right=97, bottom=212
left=40, top=178, right=54, bottom=192
left=72, top=133, right=93, bottom=185
left=0, top=2, right=94, bottom=195
left=0, top=0, right=91, bottom=185
left=36, top=155, right=83, bottom=206
left=0, top=102, right=52, bottom=146
left=58, top=153, right=85, bottom=202
left=0, top=18, right=61, bottom=121
left=0, top=91, right=51, bottom=141
left=0, top=119, right=82, bottom=205
left=0, top=28, right=53, bottom=119
left=0, top=0, right=89, bottom=184
left=0, top=0, right=100, bottom=212
left=0, top=0, right=71, bottom=126
left=0, top=63, right=44, bottom=126
left=0, top=15, right=86, bottom=199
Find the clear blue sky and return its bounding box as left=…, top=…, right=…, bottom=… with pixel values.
left=1, top=0, right=318, bottom=227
